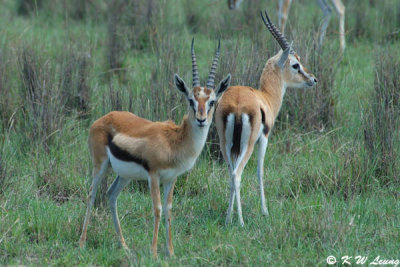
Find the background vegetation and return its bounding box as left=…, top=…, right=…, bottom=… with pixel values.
left=0, top=0, right=399, bottom=265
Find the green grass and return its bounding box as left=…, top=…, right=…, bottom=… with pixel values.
left=2, top=158, right=399, bottom=265
left=1, top=0, right=400, bottom=265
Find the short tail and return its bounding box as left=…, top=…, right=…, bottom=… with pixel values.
left=224, top=113, right=251, bottom=174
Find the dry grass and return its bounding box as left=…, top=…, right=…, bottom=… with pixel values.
left=0, top=46, right=14, bottom=130
left=0, top=155, right=7, bottom=195
left=363, top=47, right=400, bottom=184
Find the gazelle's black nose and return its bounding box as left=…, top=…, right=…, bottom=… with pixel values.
left=197, top=118, right=206, bottom=124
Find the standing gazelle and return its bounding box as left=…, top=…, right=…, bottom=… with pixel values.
left=215, top=10, right=317, bottom=226
left=278, top=0, right=345, bottom=52
left=79, top=39, right=231, bottom=257
left=228, top=0, right=345, bottom=52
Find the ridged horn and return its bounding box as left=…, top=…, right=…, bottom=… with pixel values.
left=260, top=10, right=291, bottom=52
left=206, top=39, right=221, bottom=89
left=191, top=38, right=200, bottom=87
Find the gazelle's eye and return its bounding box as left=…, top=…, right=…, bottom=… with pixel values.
left=189, top=99, right=195, bottom=107
left=209, top=100, right=215, bottom=107
left=292, top=63, right=300, bottom=70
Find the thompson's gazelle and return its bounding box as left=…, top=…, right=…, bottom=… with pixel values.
left=228, top=0, right=346, bottom=52
left=278, top=0, right=345, bottom=52
left=215, top=10, right=317, bottom=226
left=79, top=39, right=231, bottom=257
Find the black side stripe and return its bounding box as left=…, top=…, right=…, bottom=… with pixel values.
left=260, top=108, right=269, bottom=135
left=107, top=134, right=150, bottom=171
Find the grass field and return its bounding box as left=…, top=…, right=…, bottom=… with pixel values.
left=0, top=0, right=399, bottom=265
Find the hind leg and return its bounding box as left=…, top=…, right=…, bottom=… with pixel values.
left=223, top=136, right=236, bottom=225
left=257, top=136, right=269, bottom=216
left=233, top=144, right=255, bottom=227
left=79, top=159, right=109, bottom=247
left=225, top=171, right=236, bottom=225
left=220, top=114, right=236, bottom=225
left=108, top=175, right=131, bottom=249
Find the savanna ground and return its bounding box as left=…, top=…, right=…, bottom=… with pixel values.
left=0, top=0, right=399, bottom=265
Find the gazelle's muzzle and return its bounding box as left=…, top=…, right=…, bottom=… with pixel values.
left=195, top=108, right=208, bottom=127
left=301, top=69, right=317, bottom=87
left=307, top=75, right=317, bottom=87
left=306, top=76, right=317, bottom=87
left=196, top=117, right=207, bottom=127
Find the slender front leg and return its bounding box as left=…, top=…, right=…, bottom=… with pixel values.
left=257, top=136, right=269, bottom=216
left=149, top=173, right=162, bottom=258
left=79, top=160, right=109, bottom=247
left=278, top=0, right=292, bottom=32
left=107, top=175, right=131, bottom=249
left=317, top=0, right=332, bottom=49
left=163, top=180, right=176, bottom=256
left=330, top=0, right=346, bottom=52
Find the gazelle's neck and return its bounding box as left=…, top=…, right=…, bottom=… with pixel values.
left=178, top=115, right=210, bottom=157
left=259, top=61, right=287, bottom=119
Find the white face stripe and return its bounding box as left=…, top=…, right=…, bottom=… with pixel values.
left=198, top=87, right=207, bottom=97
left=297, top=62, right=311, bottom=80
left=189, top=86, right=217, bottom=127
left=191, top=97, right=198, bottom=110
left=288, top=56, right=314, bottom=84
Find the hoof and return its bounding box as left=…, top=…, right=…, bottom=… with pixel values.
left=166, top=249, right=175, bottom=257
left=79, top=239, right=86, bottom=249
left=262, top=208, right=269, bottom=216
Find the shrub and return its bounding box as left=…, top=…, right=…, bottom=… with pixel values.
left=363, top=47, right=400, bottom=185
left=17, top=42, right=92, bottom=150
left=0, top=154, right=7, bottom=195
left=0, top=46, right=14, bottom=130
left=18, top=47, right=65, bottom=150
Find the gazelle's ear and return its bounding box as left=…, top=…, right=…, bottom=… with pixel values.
left=174, top=74, right=189, bottom=97
left=216, top=74, right=231, bottom=98
left=277, top=46, right=290, bottom=69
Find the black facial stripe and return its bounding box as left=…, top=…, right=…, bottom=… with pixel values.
left=107, top=134, right=149, bottom=171
left=207, top=100, right=215, bottom=113
left=299, top=69, right=308, bottom=79
left=189, top=99, right=196, bottom=113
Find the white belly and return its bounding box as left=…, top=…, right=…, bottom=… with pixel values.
left=107, top=148, right=149, bottom=181
left=107, top=148, right=198, bottom=183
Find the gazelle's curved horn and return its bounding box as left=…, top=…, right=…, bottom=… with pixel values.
left=191, top=38, right=200, bottom=87
left=206, top=39, right=221, bottom=89
left=260, top=10, right=291, bottom=51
